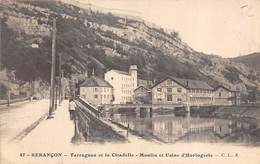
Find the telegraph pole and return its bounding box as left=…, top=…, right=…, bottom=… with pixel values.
left=7, top=77, right=10, bottom=107
left=54, top=76, right=58, bottom=110
left=48, top=18, right=56, bottom=119
left=0, top=18, right=2, bottom=71
left=58, top=53, right=62, bottom=105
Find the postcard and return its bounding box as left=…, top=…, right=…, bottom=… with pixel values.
left=0, top=0, right=260, bottom=164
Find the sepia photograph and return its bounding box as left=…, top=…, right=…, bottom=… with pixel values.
left=0, top=0, right=260, bottom=164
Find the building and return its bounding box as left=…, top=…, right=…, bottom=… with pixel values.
left=134, top=86, right=151, bottom=104
left=79, top=76, right=113, bottom=106
left=19, top=82, right=31, bottom=97
left=105, top=65, right=138, bottom=104
left=213, top=86, right=240, bottom=106
left=152, top=77, right=214, bottom=106
left=138, top=79, right=153, bottom=88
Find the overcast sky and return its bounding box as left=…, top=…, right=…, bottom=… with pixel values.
left=69, top=0, right=260, bottom=58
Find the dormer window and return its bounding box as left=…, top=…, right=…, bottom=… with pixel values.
left=166, top=79, right=172, bottom=85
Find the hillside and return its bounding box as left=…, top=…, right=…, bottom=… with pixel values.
left=232, top=52, right=260, bottom=74
left=1, top=0, right=260, bottom=92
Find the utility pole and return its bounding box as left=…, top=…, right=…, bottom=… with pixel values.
left=54, top=76, right=58, bottom=110
left=58, top=53, right=62, bottom=105
left=61, top=70, right=64, bottom=102
left=7, top=77, right=10, bottom=107
left=0, top=18, right=2, bottom=71
left=6, top=70, right=12, bottom=108
left=48, top=19, right=56, bottom=119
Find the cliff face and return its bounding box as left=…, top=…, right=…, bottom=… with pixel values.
left=1, top=0, right=259, bottom=92
left=232, top=52, right=260, bottom=73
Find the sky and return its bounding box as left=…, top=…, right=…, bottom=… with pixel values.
left=68, top=0, right=260, bottom=58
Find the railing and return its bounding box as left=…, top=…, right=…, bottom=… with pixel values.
left=102, top=103, right=185, bottom=109
left=0, top=97, right=30, bottom=106
left=75, top=97, right=100, bottom=117
left=72, top=99, right=126, bottom=143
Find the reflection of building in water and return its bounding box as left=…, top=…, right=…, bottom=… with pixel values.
left=213, top=119, right=232, bottom=137
left=213, top=119, right=251, bottom=138
left=113, top=112, right=257, bottom=143
left=151, top=116, right=214, bottom=142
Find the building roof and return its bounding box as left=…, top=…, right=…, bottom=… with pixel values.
left=80, top=76, right=113, bottom=88
left=172, top=77, right=213, bottom=90
left=214, top=85, right=237, bottom=92
left=134, top=86, right=151, bottom=92
left=110, top=69, right=131, bottom=76
left=152, top=76, right=213, bottom=90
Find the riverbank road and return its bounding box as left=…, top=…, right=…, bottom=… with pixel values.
left=1, top=100, right=75, bottom=164
left=0, top=100, right=50, bottom=144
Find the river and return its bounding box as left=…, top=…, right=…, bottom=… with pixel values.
left=108, top=110, right=260, bottom=145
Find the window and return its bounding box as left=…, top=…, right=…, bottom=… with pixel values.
left=94, top=88, right=98, bottom=92
left=167, top=79, right=172, bottom=85
left=177, top=88, right=182, bottom=93
left=104, top=95, right=106, bottom=99
left=167, top=95, right=173, bottom=101
left=94, top=95, right=98, bottom=99
left=177, top=98, right=182, bottom=102
left=167, top=88, right=172, bottom=93
left=157, top=98, right=162, bottom=101
left=219, top=92, right=222, bottom=97
left=157, top=88, right=162, bottom=92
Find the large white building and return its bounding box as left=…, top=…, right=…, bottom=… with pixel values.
left=105, top=65, right=138, bottom=104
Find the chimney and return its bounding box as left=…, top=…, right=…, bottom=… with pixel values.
left=186, top=80, right=189, bottom=87
left=92, top=68, right=95, bottom=77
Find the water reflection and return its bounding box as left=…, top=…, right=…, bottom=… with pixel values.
left=109, top=111, right=259, bottom=145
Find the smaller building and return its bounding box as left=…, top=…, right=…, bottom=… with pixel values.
left=79, top=76, right=113, bottom=106
left=134, top=86, right=151, bottom=104
left=19, top=82, right=31, bottom=97
left=213, top=85, right=239, bottom=106
left=138, top=79, right=153, bottom=88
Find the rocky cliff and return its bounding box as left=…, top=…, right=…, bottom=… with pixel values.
left=1, top=0, right=259, bottom=92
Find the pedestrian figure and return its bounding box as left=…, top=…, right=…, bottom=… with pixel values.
left=69, top=99, right=76, bottom=120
